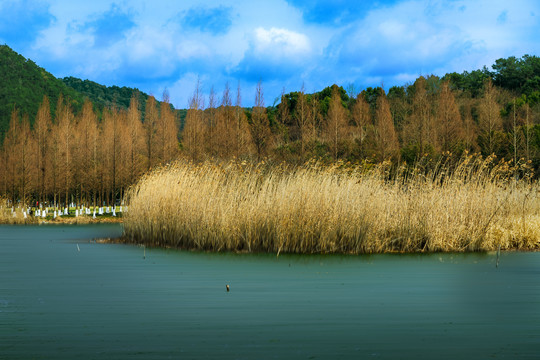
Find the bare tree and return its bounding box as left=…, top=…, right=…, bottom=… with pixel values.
left=404, top=76, right=437, bottom=156
left=478, top=79, right=503, bottom=155
left=34, top=95, right=51, bottom=204
left=436, top=81, right=464, bottom=153
left=275, top=88, right=290, bottom=148
left=250, top=81, right=272, bottom=160
left=144, top=96, right=159, bottom=169
left=215, top=82, right=235, bottom=157
left=4, top=109, right=36, bottom=206
left=523, top=102, right=531, bottom=161
left=101, top=107, right=125, bottom=205
left=461, top=100, right=478, bottom=152
left=350, top=93, right=372, bottom=151
left=375, top=89, right=400, bottom=161
left=157, top=91, right=179, bottom=164
left=125, top=95, right=145, bottom=188
left=233, top=81, right=254, bottom=158
left=56, top=96, right=74, bottom=207
left=206, top=86, right=218, bottom=156
left=182, top=79, right=206, bottom=160
left=324, top=85, right=348, bottom=160
left=295, top=84, right=312, bottom=161
left=74, top=99, right=98, bottom=205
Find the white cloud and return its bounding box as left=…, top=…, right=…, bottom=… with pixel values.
left=175, top=39, right=212, bottom=61
left=9, top=0, right=540, bottom=107
left=321, top=0, right=540, bottom=91
left=253, top=27, right=311, bottom=56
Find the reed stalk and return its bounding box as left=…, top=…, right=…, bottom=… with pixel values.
left=121, top=155, right=540, bottom=253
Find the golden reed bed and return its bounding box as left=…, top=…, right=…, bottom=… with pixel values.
left=122, top=155, right=539, bottom=254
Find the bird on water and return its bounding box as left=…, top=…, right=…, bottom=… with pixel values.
left=226, top=284, right=230, bottom=292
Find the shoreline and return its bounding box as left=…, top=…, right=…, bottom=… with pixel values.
left=2, top=219, right=538, bottom=254
left=0, top=216, right=123, bottom=225
left=103, top=236, right=540, bottom=254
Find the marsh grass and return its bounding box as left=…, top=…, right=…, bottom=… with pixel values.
left=123, top=155, right=540, bottom=254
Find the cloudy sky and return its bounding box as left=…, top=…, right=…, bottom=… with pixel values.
left=1, top=0, right=539, bottom=108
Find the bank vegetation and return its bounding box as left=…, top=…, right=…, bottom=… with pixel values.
left=123, top=155, right=540, bottom=254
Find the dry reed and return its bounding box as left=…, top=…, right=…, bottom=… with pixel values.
left=123, top=155, right=540, bottom=254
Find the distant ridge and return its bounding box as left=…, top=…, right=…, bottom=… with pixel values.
left=0, top=45, right=172, bottom=142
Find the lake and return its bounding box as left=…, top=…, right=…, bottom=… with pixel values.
left=1, top=224, right=539, bottom=359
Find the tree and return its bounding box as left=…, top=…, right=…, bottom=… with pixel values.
left=309, top=96, right=321, bottom=144
left=250, top=81, right=272, bottom=160
left=375, top=89, right=399, bottom=161
left=523, top=101, right=532, bottom=161
left=47, top=98, right=62, bottom=207
left=478, top=79, right=503, bottom=155
left=233, top=82, right=253, bottom=158
left=34, top=95, right=51, bottom=203
left=324, top=85, right=348, bottom=159
left=387, top=86, right=408, bottom=134
left=18, top=114, right=37, bottom=206
left=144, top=95, right=159, bottom=169
left=215, top=83, right=235, bottom=157
left=182, top=79, right=206, bottom=160
left=461, top=100, right=478, bottom=152
left=206, top=86, right=218, bottom=156
left=55, top=96, right=75, bottom=207
left=74, top=99, right=98, bottom=205
left=275, top=88, right=290, bottom=149
left=0, top=143, right=6, bottom=200
left=436, top=81, right=464, bottom=153
left=350, top=93, right=372, bottom=152
left=403, top=76, right=438, bottom=157
left=492, top=55, right=540, bottom=95
left=294, top=85, right=312, bottom=161
left=4, top=109, right=36, bottom=206
left=2, top=110, right=19, bottom=204
left=100, top=107, right=125, bottom=205
left=124, top=95, right=145, bottom=187
left=156, top=91, right=179, bottom=164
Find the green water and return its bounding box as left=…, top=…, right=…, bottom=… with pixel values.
left=1, top=224, right=539, bottom=359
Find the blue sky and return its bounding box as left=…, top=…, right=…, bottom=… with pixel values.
left=1, top=0, right=539, bottom=108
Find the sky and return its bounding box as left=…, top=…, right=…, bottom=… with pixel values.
left=0, top=0, right=539, bottom=108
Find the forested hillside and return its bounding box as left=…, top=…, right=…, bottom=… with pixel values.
left=0, top=45, right=83, bottom=143
left=0, top=45, right=177, bottom=143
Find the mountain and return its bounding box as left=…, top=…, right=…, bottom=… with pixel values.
left=0, top=45, right=178, bottom=143
left=0, top=45, right=84, bottom=141
left=62, top=76, right=155, bottom=117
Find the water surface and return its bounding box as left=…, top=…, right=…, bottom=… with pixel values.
left=1, top=224, right=539, bottom=359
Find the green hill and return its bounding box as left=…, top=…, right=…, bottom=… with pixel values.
left=0, top=45, right=180, bottom=143
left=62, top=76, right=153, bottom=117
left=0, top=45, right=84, bottom=141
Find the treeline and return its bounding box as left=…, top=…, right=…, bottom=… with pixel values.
left=1, top=53, right=540, bottom=207
left=181, top=55, right=539, bottom=166
left=2, top=74, right=540, bottom=207
left=0, top=94, right=178, bottom=207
